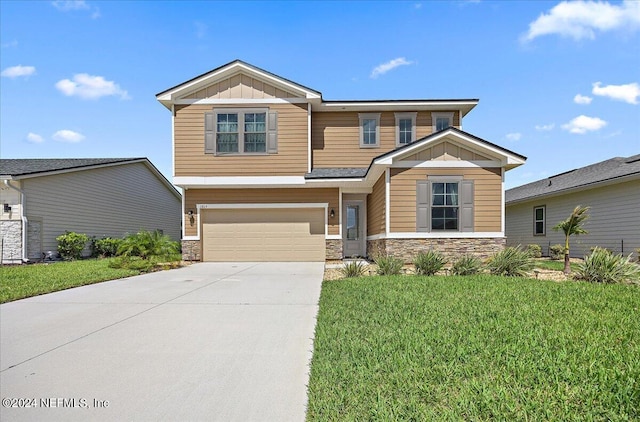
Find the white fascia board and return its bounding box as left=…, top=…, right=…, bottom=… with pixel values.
left=198, top=203, right=328, bottom=209
left=174, top=176, right=306, bottom=188
left=174, top=98, right=310, bottom=105
left=368, top=232, right=504, bottom=240
left=316, top=101, right=478, bottom=113
left=391, top=160, right=502, bottom=168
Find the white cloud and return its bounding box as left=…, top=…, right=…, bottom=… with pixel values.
left=506, top=132, right=522, bottom=141
left=52, top=130, right=85, bottom=143
left=55, top=73, right=130, bottom=100
left=26, top=133, right=44, bottom=144
left=523, top=0, right=640, bottom=42
left=561, top=115, right=607, bottom=134
left=51, top=0, right=89, bottom=11
left=1, top=40, right=18, bottom=49
left=370, top=57, right=414, bottom=79
left=195, top=21, right=208, bottom=39
left=1, top=65, right=36, bottom=78
left=592, top=81, right=640, bottom=104
left=535, top=123, right=555, bottom=131
left=573, top=94, right=592, bottom=104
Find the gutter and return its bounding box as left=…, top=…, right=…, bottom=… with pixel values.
left=3, top=180, right=28, bottom=263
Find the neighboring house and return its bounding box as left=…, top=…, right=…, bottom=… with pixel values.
left=0, top=158, right=181, bottom=264
left=505, top=154, right=640, bottom=258
left=156, top=60, right=526, bottom=262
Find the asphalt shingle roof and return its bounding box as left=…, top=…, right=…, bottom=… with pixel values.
left=0, top=158, right=145, bottom=177
left=305, top=168, right=368, bottom=179
left=506, top=154, right=640, bottom=204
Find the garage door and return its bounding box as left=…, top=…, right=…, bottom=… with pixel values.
left=202, top=208, right=326, bottom=262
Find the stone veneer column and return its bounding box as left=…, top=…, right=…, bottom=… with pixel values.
left=181, top=240, right=201, bottom=261
left=0, top=220, right=23, bottom=263
left=325, top=239, right=342, bottom=260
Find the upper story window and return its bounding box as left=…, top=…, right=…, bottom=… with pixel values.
left=432, top=112, right=454, bottom=133
left=395, top=112, right=417, bottom=146
left=417, top=177, right=474, bottom=232
left=359, top=113, right=380, bottom=148
left=205, top=108, right=277, bottom=155
left=534, top=206, right=546, bottom=236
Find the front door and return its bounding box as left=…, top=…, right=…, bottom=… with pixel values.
left=343, top=200, right=365, bottom=258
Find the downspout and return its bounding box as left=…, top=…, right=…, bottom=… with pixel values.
left=4, top=180, right=28, bottom=263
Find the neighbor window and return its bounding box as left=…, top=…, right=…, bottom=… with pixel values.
left=431, top=112, right=454, bottom=133
left=205, top=108, right=277, bottom=155
left=359, top=113, right=380, bottom=148
left=395, top=112, right=417, bottom=146
left=534, top=206, right=545, bottom=235
left=417, top=177, right=474, bottom=232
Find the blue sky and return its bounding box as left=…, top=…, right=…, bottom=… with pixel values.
left=1, top=0, right=639, bottom=189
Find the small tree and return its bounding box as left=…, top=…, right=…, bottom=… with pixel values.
left=553, top=205, right=590, bottom=274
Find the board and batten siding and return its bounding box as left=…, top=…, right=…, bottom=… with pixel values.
left=311, top=111, right=460, bottom=168
left=184, top=187, right=339, bottom=237
left=21, top=162, right=181, bottom=258
left=389, top=167, right=502, bottom=233
left=174, top=102, right=308, bottom=177
left=506, top=179, right=640, bottom=258
left=367, top=174, right=386, bottom=236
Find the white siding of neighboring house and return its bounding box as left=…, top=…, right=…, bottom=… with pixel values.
left=506, top=179, right=640, bottom=259
left=21, top=162, right=181, bottom=259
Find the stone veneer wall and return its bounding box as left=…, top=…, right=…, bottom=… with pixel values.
left=325, top=239, right=342, bottom=260
left=1, top=220, right=23, bottom=263
left=367, top=237, right=506, bottom=263
left=182, top=240, right=201, bottom=262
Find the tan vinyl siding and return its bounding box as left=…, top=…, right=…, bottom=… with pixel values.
left=367, top=174, right=386, bottom=235
left=184, top=188, right=339, bottom=237
left=174, top=102, right=308, bottom=176
left=506, top=179, right=640, bottom=258
left=312, top=111, right=460, bottom=168
left=182, top=73, right=302, bottom=100
left=389, top=167, right=502, bottom=232
left=21, top=163, right=181, bottom=258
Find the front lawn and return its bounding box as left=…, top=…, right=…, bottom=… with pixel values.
left=307, top=275, right=639, bottom=420
left=0, top=259, right=140, bottom=303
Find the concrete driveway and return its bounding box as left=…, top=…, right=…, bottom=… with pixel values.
left=0, top=262, right=324, bottom=421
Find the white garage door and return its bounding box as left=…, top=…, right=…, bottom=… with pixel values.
left=202, top=208, right=326, bottom=262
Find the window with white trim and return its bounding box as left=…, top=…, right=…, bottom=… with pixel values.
left=431, top=112, right=454, bottom=133
left=417, top=177, right=474, bottom=232
left=359, top=113, right=380, bottom=148
left=395, top=112, right=417, bottom=146
left=204, top=108, right=278, bottom=155
left=534, top=206, right=545, bottom=236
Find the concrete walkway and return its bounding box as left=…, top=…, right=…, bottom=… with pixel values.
left=0, top=262, right=324, bottom=421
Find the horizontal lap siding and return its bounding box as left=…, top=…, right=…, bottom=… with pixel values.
left=506, top=180, right=640, bottom=257
left=389, top=167, right=502, bottom=232
left=367, top=174, right=386, bottom=235
left=174, top=103, right=308, bottom=176
left=184, top=188, right=339, bottom=237
left=311, top=111, right=460, bottom=168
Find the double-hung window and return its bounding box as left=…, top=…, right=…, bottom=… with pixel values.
left=395, top=112, right=417, bottom=146
left=205, top=108, right=277, bottom=155
left=417, top=177, right=474, bottom=232
left=359, top=113, right=380, bottom=148
left=431, top=112, right=454, bottom=133
left=534, top=206, right=545, bottom=236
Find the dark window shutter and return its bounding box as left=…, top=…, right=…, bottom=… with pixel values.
left=416, top=181, right=430, bottom=232
left=267, top=111, right=278, bottom=154
left=460, top=180, right=474, bottom=232
left=204, top=112, right=215, bottom=154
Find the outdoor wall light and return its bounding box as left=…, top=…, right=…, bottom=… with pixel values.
left=3, top=204, right=11, bottom=213
left=330, top=209, right=335, bottom=218
left=188, top=210, right=195, bottom=226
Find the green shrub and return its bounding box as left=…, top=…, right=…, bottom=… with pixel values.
left=486, top=246, right=534, bottom=277
left=108, top=256, right=155, bottom=273
left=574, top=247, right=640, bottom=284
left=340, top=261, right=368, bottom=278
left=92, top=237, right=123, bottom=257
left=56, top=231, right=89, bottom=260
left=451, top=255, right=482, bottom=276
left=414, top=250, right=447, bottom=276
left=549, top=244, right=564, bottom=260
left=117, top=230, right=180, bottom=259
left=526, top=244, right=542, bottom=258
left=375, top=256, right=404, bottom=276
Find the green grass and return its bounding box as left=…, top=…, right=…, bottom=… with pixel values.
left=534, top=258, right=576, bottom=272
left=307, top=275, right=640, bottom=421
left=0, top=259, right=140, bottom=303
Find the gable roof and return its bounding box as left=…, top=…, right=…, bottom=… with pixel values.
left=1, top=158, right=180, bottom=198
left=506, top=154, right=640, bottom=204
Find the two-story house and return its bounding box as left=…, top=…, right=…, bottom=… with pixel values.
left=157, top=60, right=526, bottom=262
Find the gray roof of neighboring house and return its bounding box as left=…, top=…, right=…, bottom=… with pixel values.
left=305, top=168, right=368, bottom=179
left=506, top=154, right=640, bottom=204
left=0, top=158, right=146, bottom=177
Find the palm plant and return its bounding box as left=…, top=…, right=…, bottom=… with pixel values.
left=552, top=205, right=590, bottom=274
